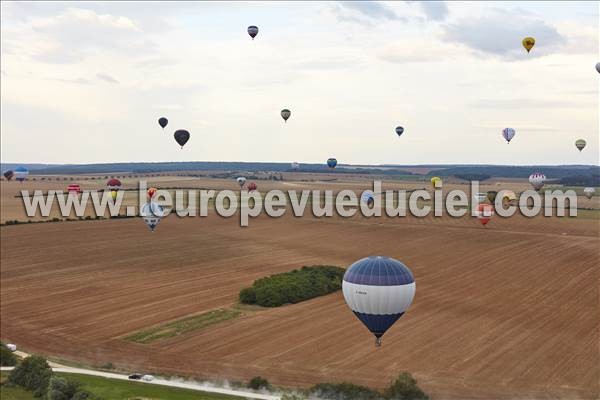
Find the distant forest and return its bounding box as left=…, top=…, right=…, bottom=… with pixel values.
left=1, top=162, right=598, bottom=184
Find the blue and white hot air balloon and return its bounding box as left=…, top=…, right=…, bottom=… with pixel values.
left=140, top=202, right=164, bottom=232
left=342, top=256, right=415, bottom=347
left=14, top=166, right=29, bottom=182
left=361, top=190, right=375, bottom=206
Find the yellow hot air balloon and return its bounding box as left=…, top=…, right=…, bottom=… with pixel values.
left=430, top=176, right=442, bottom=189
left=111, top=190, right=118, bottom=201
left=522, top=37, right=535, bottom=53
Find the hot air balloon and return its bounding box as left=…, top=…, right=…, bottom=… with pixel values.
left=158, top=117, right=168, bottom=129
left=140, top=202, right=164, bottom=232
left=14, top=167, right=29, bottom=182
left=174, top=130, right=190, bottom=148
left=3, top=170, right=14, bottom=181
left=67, top=184, right=81, bottom=195
left=500, top=190, right=517, bottom=206
left=291, top=162, right=300, bottom=170
left=486, top=191, right=498, bottom=203
left=575, top=139, right=586, bottom=152
left=583, top=187, right=595, bottom=199
left=111, top=190, right=118, bottom=201
left=522, top=37, right=535, bottom=53
left=342, top=256, right=415, bottom=347
left=281, top=109, right=291, bottom=123
left=395, top=126, right=404, bottom=137
left=595, top=62, right=600, bottom=74
left=430, top=176, right=441, bottom=189
left=247, top=182, right=257, bottom=192
left=247, top=25, right=259, bottom=40
left=502, top=128, right=515, bottom=144
left=237, top=177, right=247, bottom=189
left=106, top=178, right=122, bottom=191
left=529, top=172, right=546, bottom=191
left=477, top=203, right=494, bottom=226
left=361, top=190, right=375, bottom=207
left=327, top=158, right=337, bottom=169
left=147, top=187, right=157, bottom=199
left=474, top=192, right=487, bottom=203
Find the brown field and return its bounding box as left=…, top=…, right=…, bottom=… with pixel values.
left=1, top=175, right=598, bottom=399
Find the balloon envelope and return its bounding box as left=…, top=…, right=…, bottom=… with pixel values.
left=502, top=128, right=515, bottom=143
left=247, top=25, right=259, bottom=39
left=583, top=187, right=595, bottom=199
left=596, top=62, right=600, bottom=74
left=395, top=126, right=404, bottom=136
left=247, top=182, right=257, bottom=192
left=361, top=190, right=375, bottom=206
left=147, top=187, right=157, bottom=199
left=158, top=117, right=168, bottom=129
left=342, top=256, right=415, bottom=346
left=67, top=184, right=81, bottom=194
left=529, top=172, right=546, bottom=191
left=522, top=37, right=535, bottom=52
left=575, top=139, right=586, bottom=152
left=281, top=109, right=291, bottom=122
left=174, top=130, right=190, bottom=148
left=430, top=176, right=442, bottom=189
left=140, top=202, right=164, bottom=232
left=3, top=170, right=14, bottom=181
left=236, top=177, right=247, bottom=188
left=106, top=178, right=122, bottom=190
left=486, top=191, right=498, bottom=203
left=14, top=167, right=29, bottom=182
left=327, top=158, right=337, bottom=169
left=477, top=203, right=494, bottom=226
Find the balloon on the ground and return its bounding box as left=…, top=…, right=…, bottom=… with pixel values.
left=247, top=25, right=259, bottom=40
left=14, top=167, right=29, bottom=182
left=430, top=176, right=441, bottom=189
left=361, top=190, right=375, bottom=206
left=502, top=128, right=515, bottom=144
left=3, top=170, right=14, bottom=181
left=281, top=109, right=291, bottom=123
left=247, top=182, right=257, bottom=192
left=575, top=139, right=586, bottom=152
left=147, top=187, right=157, bottom=199
left=237, top=177, right=247, bottom=188
left=395, top=126, right=404, bottom=137
left=158, top=117, right=168, bottom=129
left=327, top=158, right=337, bottom=169
left=174, top=130, right=190, bottom=148
left=529, top=172, right=546, bottom=191
left=67, top=184, right=81, bottom=195
left=522, top=37, right=535, bottom=53
left=342, top=256, right=415, bottom=346
left=583, top=187, right=595, bottom=199
left=140, top=202, right=164, bottom=232
left=106, top=178, right=122, bottom=190
left=291, top=162, right=300, bottom=170
left=486, top=191, right=498, bottom=203
left=477, top=203, right=494, bottom=226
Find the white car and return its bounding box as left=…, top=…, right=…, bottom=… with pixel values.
left=6, top=344, right=17, bottom=352
left=142, top=375, right=154, bottom=382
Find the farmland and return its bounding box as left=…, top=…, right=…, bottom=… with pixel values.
left=1, top=175, right=598, bottom=399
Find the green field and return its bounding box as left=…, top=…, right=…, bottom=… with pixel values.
left=124, top=308, right=241, bottom=344
left=1, top=372, right=238, bottom=400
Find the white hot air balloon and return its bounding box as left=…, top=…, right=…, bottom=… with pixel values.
left=529, top=172, right=546, bottom=191
left=583, top=187, right=595, bottom=199
left=236, top=177, right=247, bottom=188
left=140, top=202, right=164, bottom=232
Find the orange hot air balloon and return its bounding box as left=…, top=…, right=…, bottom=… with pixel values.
left=477, top=203, right=494, bottom=226
left=148, top=187, right=157, bottom=199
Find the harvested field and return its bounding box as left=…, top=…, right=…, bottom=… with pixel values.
left=1, top=177, right=598, bottom=399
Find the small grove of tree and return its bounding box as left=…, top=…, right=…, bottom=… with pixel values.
left=310, top=372, right=429, bottom=400
left=47, top=376, right=96, bottom=400
left=239, top=266, right=345, bottom=307
left=0, top=342, right=18, bottom=366
left=248, top=376, right=271, bottom=390
left=7, top=355, right=52, bottom=397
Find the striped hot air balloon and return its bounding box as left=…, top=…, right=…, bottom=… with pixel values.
left=502, top=128, right=515, bottom=144
left=529, top=172, right=546, bottom=191
left=342, top=256, right=415, bottom=347
left=67, top=184, right=81, bottom=195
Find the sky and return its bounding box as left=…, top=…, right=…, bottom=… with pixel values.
left=1, top=1, right=598, bottom=166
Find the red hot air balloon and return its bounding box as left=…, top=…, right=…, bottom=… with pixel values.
left=247, top=182, right=257, bottom=192
left=147, top=187, right=157, bottom=199
left=67, top=184, right=81, bottom=195
left=477, top=203, right=494, bottom=226
left=106, top=178, right=122, bottom=190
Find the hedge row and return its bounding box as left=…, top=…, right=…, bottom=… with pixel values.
left=239, top=266, right=345, bottom=307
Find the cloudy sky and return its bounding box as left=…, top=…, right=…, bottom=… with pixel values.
left=1, top=1, right=598, bottom=165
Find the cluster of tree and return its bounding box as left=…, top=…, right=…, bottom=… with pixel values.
left=239, top=266, right=345, bottom=307
left=4, top=355, right=98, bottom=399
left=248, top=376, right=271, bottom=390
left=310, top=373, right=429, bottom=400
left=558, top=174, right=599, bottom=187
left=0, top=343, right=18, bottom=366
